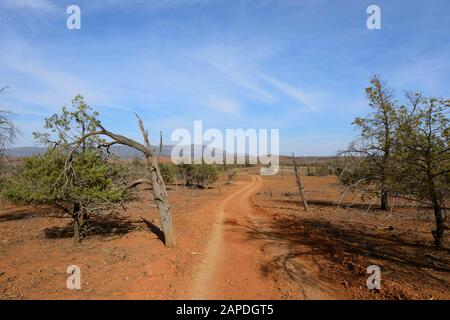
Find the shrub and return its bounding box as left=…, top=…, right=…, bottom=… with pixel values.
left=177, top=163, right=218, bottom=188
left=2, top=149, right=127, bottom=241
left=159, top=163, right=176, bottom=184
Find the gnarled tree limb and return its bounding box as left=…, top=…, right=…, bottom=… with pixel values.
left=63, top=115, right=176, bottom=247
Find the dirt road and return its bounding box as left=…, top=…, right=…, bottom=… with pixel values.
left=190, top=174, right=335, bottom=300
left=1, top=172, right=448, bottom=300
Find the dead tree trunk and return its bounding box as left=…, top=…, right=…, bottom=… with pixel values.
left=66, top=115, right=176, bottom=247
left=144, top=154, right=176, bottom=247
left=292, top=153, right=308, bottom=211
left=133, top=116, right=176, bottom=247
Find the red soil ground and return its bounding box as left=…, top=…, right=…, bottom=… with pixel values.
left=0, top=171, right=449, bottom=300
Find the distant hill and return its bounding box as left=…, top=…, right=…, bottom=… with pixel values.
left=278, top=155, right=339, bottom=166
left=4, top=146, right=338, bottom=163
left=4, top=147, right=47, bottom=158
left=4, top=145, right=174, bottom=159
left=4, top=145, right=227, bottom=160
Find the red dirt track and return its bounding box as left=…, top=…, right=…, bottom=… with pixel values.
left=0, top=172, right=449, bottom=299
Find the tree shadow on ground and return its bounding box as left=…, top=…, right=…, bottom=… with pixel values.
left=0, top=208, right=62, bottom=223
left=237, top=206, right=450, bottom=295
left=44, top=215, right=137, bottom=239
left=275, top=198, right=433, bottom=210
left=0, top=210, right=40, bottom=222
left=222, top=217, right=332, bottom=298
left=273, top=198, right=381, bottom=210
left=139, top=216, right=165, bottom=244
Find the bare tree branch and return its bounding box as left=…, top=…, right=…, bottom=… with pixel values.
left=127, top=178, right=152, bottom=189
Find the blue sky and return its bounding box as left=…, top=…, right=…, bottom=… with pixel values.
left=0, top=0, right=449, bottom=155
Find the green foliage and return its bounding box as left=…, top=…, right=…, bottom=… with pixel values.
left=343, top=77, right=449, bottom=246
left=159, top=163, right=176, bottom=184
left=225, top=167, right=239, bottom=184
left=393, top=95, right=449, bottom=246
left=301, top=163, right=334, bottom=177
left=393, top=96, right=450, bottom=202
left=342, top=76, right=398, bottom=210
left=177, top=163, right=218, bottom=188
left=127, top=159, right=219, bottom=188
left=336, top=158, right=374, bottom=186
left=33, top=95, right=103, bottom=148
left=2, top=149, right=126, bottom=208
left=349, top=76, right=397, bottom=178
left=127, top=158, right=176, bottom=185
left=353, top=78, right=397, bottom=152
left=3, top=95, right=127, bottom=242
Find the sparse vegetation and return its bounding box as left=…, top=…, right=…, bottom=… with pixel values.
left=225, top=167, right=239, bottom=184
left=2, top=149, right=127, bottom=242
left=342, top=75, right=397, bottom=211
left=2, top=96, right=128, bottom=242
left=0, top=86, right=19, bottom=187
left=0, top=82, right=448, bottom=301
left=177, top=162, right=219, bottom=188
left=0, top=87, right=18, bottom=153
left=393, top=94, right=449, bottom=247
left=339, top=77, right=449, bottom=246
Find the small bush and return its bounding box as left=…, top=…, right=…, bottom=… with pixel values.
left=159, top=163, right=176, bottom=184
left=177, top=163, right=218, bottom=188
left=226, top=167, right=239, bottom=184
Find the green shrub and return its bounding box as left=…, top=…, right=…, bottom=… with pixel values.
left=3, top=95, right=128, bottom=242
left=159, top=163, right=176, bottom=184
left=177, top=163, right=218, bottom=188
left=3, top=149, right=125, bottom=205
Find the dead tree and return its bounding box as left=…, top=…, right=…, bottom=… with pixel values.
left=0, top=87, right=18, bottom=151
left=66, top=115, right=176, bottom=247
left=292, top=153, right=308, bottom=211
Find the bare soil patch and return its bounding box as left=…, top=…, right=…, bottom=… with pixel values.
left=254, top=174, right=450, bottom=300
left=1, top=172, right=448, bottom=300
left=0, top=176, right=244, bottom=299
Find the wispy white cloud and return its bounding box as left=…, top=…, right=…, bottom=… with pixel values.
left=1, top=0, right=57, bottom=12
left=85, top=0, right=214, bottom=11
left=193, top=44, right=319, bottom=110
left=389, top=53, right=450, bottom=95
left=204, top=95, right=240, bottom=116
left=258, top=72, right=317, bottom=110
left=193, top=44, right=278, bottom=103
left=6, top=60, right=107, bottom=112
left=0, top=38, right=110, bottom=113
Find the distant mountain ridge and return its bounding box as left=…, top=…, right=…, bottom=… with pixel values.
left=4, top=145, right=229, bottom=159
left=4, top=145, right=174, bottom=158
left=4, top=146, right=337, bottom=163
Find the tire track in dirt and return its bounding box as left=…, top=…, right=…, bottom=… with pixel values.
left=190, top=174, right=288, bottom=299
left=190, top=174, right=338, bottom=300
left=190, top=174, right=261, bottom=299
